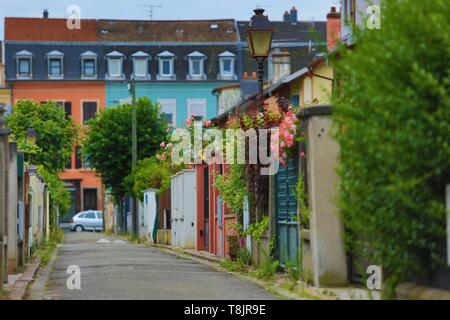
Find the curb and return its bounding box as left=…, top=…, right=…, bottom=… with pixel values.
left=150, top=243, right=308, bottom=300
left=5, top=257, right=41, bottom=300
left=26, top=245, right=60, bottom=300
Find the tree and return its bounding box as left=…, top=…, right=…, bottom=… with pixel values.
left=6, top=100, right=79, bottom=173
left=83, top=97, right=168, bottom=202
left=125, top=157, right=172, bottom=201
left=332, top=0, right=449, bottom=297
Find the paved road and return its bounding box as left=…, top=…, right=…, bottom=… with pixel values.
left=38, top=232, right=277, bottom=300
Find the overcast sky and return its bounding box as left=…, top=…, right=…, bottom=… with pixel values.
left=0, top=0, right=340, bottom=40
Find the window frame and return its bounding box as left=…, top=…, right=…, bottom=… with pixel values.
left=187, top=98, right=207, bottom=121
left=156, top=51, right=176, bottom=80
left=157, top=99, right=177, bottom=127
left=15, top=50, right=34, bottom=79
left=131, top=51, right=151, bottom=80
left=81, top=100, right=99, bottom=124
left=106, top=51, right=125, bottom=80
left=46, top=51, right=64, bottom=79
left=218, top=51, right=237, bottom=80
left=187, top=51, right=207, bottom=80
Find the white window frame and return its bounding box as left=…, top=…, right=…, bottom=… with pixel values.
left=157, top=51, right=176, bottom=80
left=187, top=51, right=207, bottom=80
left=106, top=51, right=125, bottom=80
left=157, top=99, right=177, bottom=127
left=15, top=50, right=33, bottom=79
left=218, top=51, right=237, bottom=80
left=46, top=51, right=64, bottom=79
left=81, top=51, right=98, bottom=79
left=187, top=99, right=207, bottom=121
left=131, top=51, right=151, bottom=80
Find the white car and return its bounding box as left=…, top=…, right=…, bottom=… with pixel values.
left=70, top=210, right=104, bottom=232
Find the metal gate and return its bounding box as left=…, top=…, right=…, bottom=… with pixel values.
left=275, top=158, right=299, bottom=267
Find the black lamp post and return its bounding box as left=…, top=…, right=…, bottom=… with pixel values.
left=245, top=8, right=275, bottom=112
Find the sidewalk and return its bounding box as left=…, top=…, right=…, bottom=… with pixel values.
left=0, top=258, right=41, bottom=300
left=150, top=243, right=381, bottom=300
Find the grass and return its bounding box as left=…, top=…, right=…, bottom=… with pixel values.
left=32, top=228, right=65, bottom=266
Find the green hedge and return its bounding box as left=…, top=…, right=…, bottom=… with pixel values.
left=332, top=0, right=450, bottom=297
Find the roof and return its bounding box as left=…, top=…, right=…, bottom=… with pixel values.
left=236, top=20, right=327, bottom=43
left=5, top=17, right=98, bottom=42
left=97, top=19, right=239, bottom=42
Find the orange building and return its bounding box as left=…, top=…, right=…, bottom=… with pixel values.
left=12, top=82, right=105, bottom=221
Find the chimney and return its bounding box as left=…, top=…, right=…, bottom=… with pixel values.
left=283, top=11, right=290, bottom=22
left=290, top=6, right=298, bottom=23
left=43, top=9, right=49, bottom=18
left=240, top=73, right=258, bottom=100
left=270, top=49, right=291, bottom=83
left=326, top=6, right=341, bottom=51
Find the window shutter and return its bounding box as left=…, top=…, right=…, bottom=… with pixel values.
left=64, top=101, right=72, bottom=118
left=75, top=146, right=83, bottom=169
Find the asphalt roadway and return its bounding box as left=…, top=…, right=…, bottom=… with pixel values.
left=38, top=231, right=277, bottom=300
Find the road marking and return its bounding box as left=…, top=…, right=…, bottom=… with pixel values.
left=96, top=238, right=111, bottom=244
left=113, top=239, right=127, bottom=244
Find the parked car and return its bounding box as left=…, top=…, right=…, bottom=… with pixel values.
left=70, top=210, right=104, bottom=232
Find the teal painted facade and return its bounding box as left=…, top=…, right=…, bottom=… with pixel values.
left=106, top=82, right=230, bottom=127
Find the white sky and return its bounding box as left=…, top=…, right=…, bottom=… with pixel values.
left=0, top=0, right=340, bottom=40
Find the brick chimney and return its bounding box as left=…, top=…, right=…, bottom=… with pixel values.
left=270, top=49, right=291, bottom=83
left=326, top=6, right=340, bottom=51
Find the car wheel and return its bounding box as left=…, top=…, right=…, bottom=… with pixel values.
left=75, top=225, right=84, bottom=232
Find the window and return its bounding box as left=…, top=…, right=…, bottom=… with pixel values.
left=49, top=59, right=62, bottom=77
left=83, top=101, right=98, bottom=123
left=18, top=59, right=31, bottom=77
left=218, top=51, right=237, bottom=80
left=157, top=51, right=176, bottom=80
left=106, top=51, right=125, bottom=80
left=80, top=51, right=97, bottom=79
left=132, top=51, right=151, bottom=80
left=64, top=102, right=72, bottom=118
left=187, top=51, right=206, bottom=80
left=84, top=211, right=96, bottom=219
left=157, top=99, right=176, bottom=127
left=188, top=99, right=206, bottom=121
left=15, top=50, right=33, bottom=79
left=96, top=212, right=103, bottom=219
left=46, top=50, right=64, bottom=79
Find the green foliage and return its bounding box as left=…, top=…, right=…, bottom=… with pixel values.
left=39, top=167, right=71, bottom=231
left=213, top=164, right=248, bottom=217
left=33, top=228, right=65, bottom=266
left=83, top=98, right=168, bottom=203
left=331, top=0, right=450, bottom=298
left=6, top=100, right=79, bottom=173
left=125, top=157, right=172, bottom=201
left=242, top=216, right=269, bottom=243
left=254, top=248, right=279, bottom=280
left=296, top=175, right=309, bottom=229
left=236, top=247, right=252, bottom=266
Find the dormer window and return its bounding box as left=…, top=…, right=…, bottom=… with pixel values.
left=46, top=50, right=64, bottom=79
left=81, top=51, right=97, bottom=79
left=15, top=50, right=33, bottom=79
left=132, top=51, right=151, bottom=80
left=186, top=51, right=207, bottom=80
left=157, top=51, right=176, bottom=80
left=218, top=51, right=237, bottom=80
left=106, top=51, right=125, bottom=80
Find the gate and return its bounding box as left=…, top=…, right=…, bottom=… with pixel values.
left=275, top=158, right=299, bottom=267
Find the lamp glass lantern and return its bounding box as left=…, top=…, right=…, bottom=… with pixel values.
left=245, top=8, right=275, bottom=58
left=26, top=125, right=36, bottom=145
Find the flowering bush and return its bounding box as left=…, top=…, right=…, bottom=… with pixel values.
left=270, top=110, right=304, bottom=166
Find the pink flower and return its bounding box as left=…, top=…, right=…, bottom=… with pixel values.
left=280, top=141, right=285, bottom=148
left=166, top=143, right=173, bottom=149
left=160, top=141, right=166, bottom=148
left=300, top=151, right=305, bottom=158
left=185, top=118, right=191, bottom=126
left=161, top=152, right=167, bottom=161
left=204, top=120, right=212, bottom=127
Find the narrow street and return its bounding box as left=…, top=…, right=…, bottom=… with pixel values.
left=32, top=232, right=277, bottom=300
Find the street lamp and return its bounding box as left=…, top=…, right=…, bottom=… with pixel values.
left=245, top=8, right=275, bottom=111
left=26, top=125, right=36, bottom=145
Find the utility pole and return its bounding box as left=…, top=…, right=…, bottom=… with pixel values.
left=129, top=80, right=138, bottom=236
